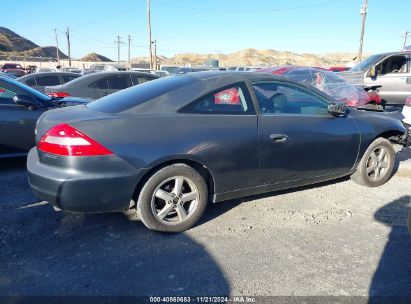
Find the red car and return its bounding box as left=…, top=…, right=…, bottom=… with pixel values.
left=1, top=63, right=25, bottom=77
left=258, top=66, right=382, bottom=109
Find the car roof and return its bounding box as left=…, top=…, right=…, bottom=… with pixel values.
left=104, top=71, right=334, bottom=115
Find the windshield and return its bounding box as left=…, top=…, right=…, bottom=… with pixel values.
left=349, top=54, right=386, bottom=72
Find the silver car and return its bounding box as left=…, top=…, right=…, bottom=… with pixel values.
left=341, top=51, right=411, bottom=105
left=45, top=71, right=158, bottom=99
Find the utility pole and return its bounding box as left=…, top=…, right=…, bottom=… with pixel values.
left=66, top=27, right=71, bottom=66
left=114, top=36, right=124, bottom=65
left=358, top=0, right=368, bottom=63
left=54, top=29, right=60, bottom=65
left=147, top=0, right=153, bottom=69
left=153, top=39, right=157, bottom=70
left=128, top=34, right=132, bottom=68
left=403, top=31, right=410, bottom=49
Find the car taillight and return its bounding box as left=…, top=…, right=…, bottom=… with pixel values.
left=47, top=92, right=70, bottom=98
left=38, top=123, right=113, bottom=156
left=405, top=97, right=411, bottom=106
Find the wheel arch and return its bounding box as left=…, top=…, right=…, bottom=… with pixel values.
left=132, top=157, right=216, bottom=204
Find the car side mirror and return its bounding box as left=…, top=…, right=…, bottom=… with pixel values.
left=368, top=65, right=377, bottom=78
left=13, top=95, right=40, bottom=109
left=328, top=102, right=347, bottom=117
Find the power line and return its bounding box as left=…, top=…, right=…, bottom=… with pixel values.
left=70, top=2, right=143, bottom=28
left=155, top=0, right=344, bottom=14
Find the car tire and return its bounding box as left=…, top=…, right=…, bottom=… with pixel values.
left=136, top=164, right=208, bottom=233
left=351, top=137, right=395, bottom=187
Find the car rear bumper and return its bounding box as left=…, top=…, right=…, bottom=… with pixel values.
left=27, top=148, right=143, bottom=213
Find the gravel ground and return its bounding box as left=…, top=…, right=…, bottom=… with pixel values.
left=0, top=149, right=410, bottom=299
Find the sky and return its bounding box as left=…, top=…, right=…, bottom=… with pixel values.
left=2, top=0, right=410, bottom=60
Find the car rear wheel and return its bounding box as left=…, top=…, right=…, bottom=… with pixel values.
left=351, top=137, right=395, bottom=187
left=137, top=164, right=208, bottom=232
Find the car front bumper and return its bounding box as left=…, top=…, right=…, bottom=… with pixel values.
left=27, top=148, right=144, bottom=213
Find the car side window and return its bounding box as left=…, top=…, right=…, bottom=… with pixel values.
left=25, top=77, right=36, bottom=86
left=131, top=75, right=154, bottom=85
left=91, top=77, right=109, bottom=89
left=252, top=81, right=329, bottom=116
left=61, top=75, right=79, bottom=83
left=35, top=75, right=61, bottom=86
left=377, top=55, right=408, bottom=75
left=0, top=86, right=17, bottom=105
left=180, top=82, right=254, bottom=115
left=107, top=75, right=133, bottom=90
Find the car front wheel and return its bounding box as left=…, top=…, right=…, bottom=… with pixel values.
left=351, top=137, right=395, bottom=187
left=137, top=164, right=208, bottom=232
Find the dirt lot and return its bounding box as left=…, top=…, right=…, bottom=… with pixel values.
left=0, top=149, right=410, bottom=300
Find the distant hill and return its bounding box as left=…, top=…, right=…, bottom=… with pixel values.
left=80, top=52, right=113, bottom=62
left=0, top=27, right=67, bottom=59
left=160, top=48, right=362, bottom=67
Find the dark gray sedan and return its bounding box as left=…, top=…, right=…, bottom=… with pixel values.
left=45, top=71, right=158, bottom=99
left=27, top=72, right=410, bottom=232
left=17, top=72, right=81, bottom=93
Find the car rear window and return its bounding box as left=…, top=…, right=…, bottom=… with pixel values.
left=87, top=75, right=195, bottom=113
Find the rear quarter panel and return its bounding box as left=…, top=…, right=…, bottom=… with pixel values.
left=70, top=114, right=259, bottom=195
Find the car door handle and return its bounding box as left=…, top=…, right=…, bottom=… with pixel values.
left=406, top=77, right=411, bottom=84
left=270, top=134, right=288, bottom=143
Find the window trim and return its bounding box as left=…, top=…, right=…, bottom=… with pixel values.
left=178, top=81, right=256, bottom=115
left=250, top=80, right=331, bottom=117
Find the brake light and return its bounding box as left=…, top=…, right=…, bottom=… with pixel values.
left=38, top=124, right=113, bottom=156
left=406, top=97, right=411, bottom=106
left=47, top=92, right=70, bottom=98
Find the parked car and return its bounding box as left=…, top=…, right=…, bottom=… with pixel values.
left=0, top=76, right=89, bottom=158
left=341, top=52, right=411, bottom=105
left=17, top=72, right=81, bottom=93
left=1, top=63, right=25, bottom=77
left=59, top=66, right=82, bottom=74
left=45, top=71, right=158, bottom=99
left=174, top=67, right=211, bottom=74
left=34, top=67, right=56, bottom=73
left=160, top=65, right=180, bottom=74
left=27, top=72, right=410, bottom=232
left=328, top=66, right=351, bottom=72
left=258, top=66, right=383, bottom=109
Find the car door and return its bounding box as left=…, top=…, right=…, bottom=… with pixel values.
left=107, top=74, right=133, bottom=95
left=178, top=82, right=259, bottom=195
left=365, top=54, right=411, bottom=104
left=251, top=80, right=360, bottom=186
left=34, top=74, right=61, bottom=93
left=0, top=83, right=46, bottom=156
